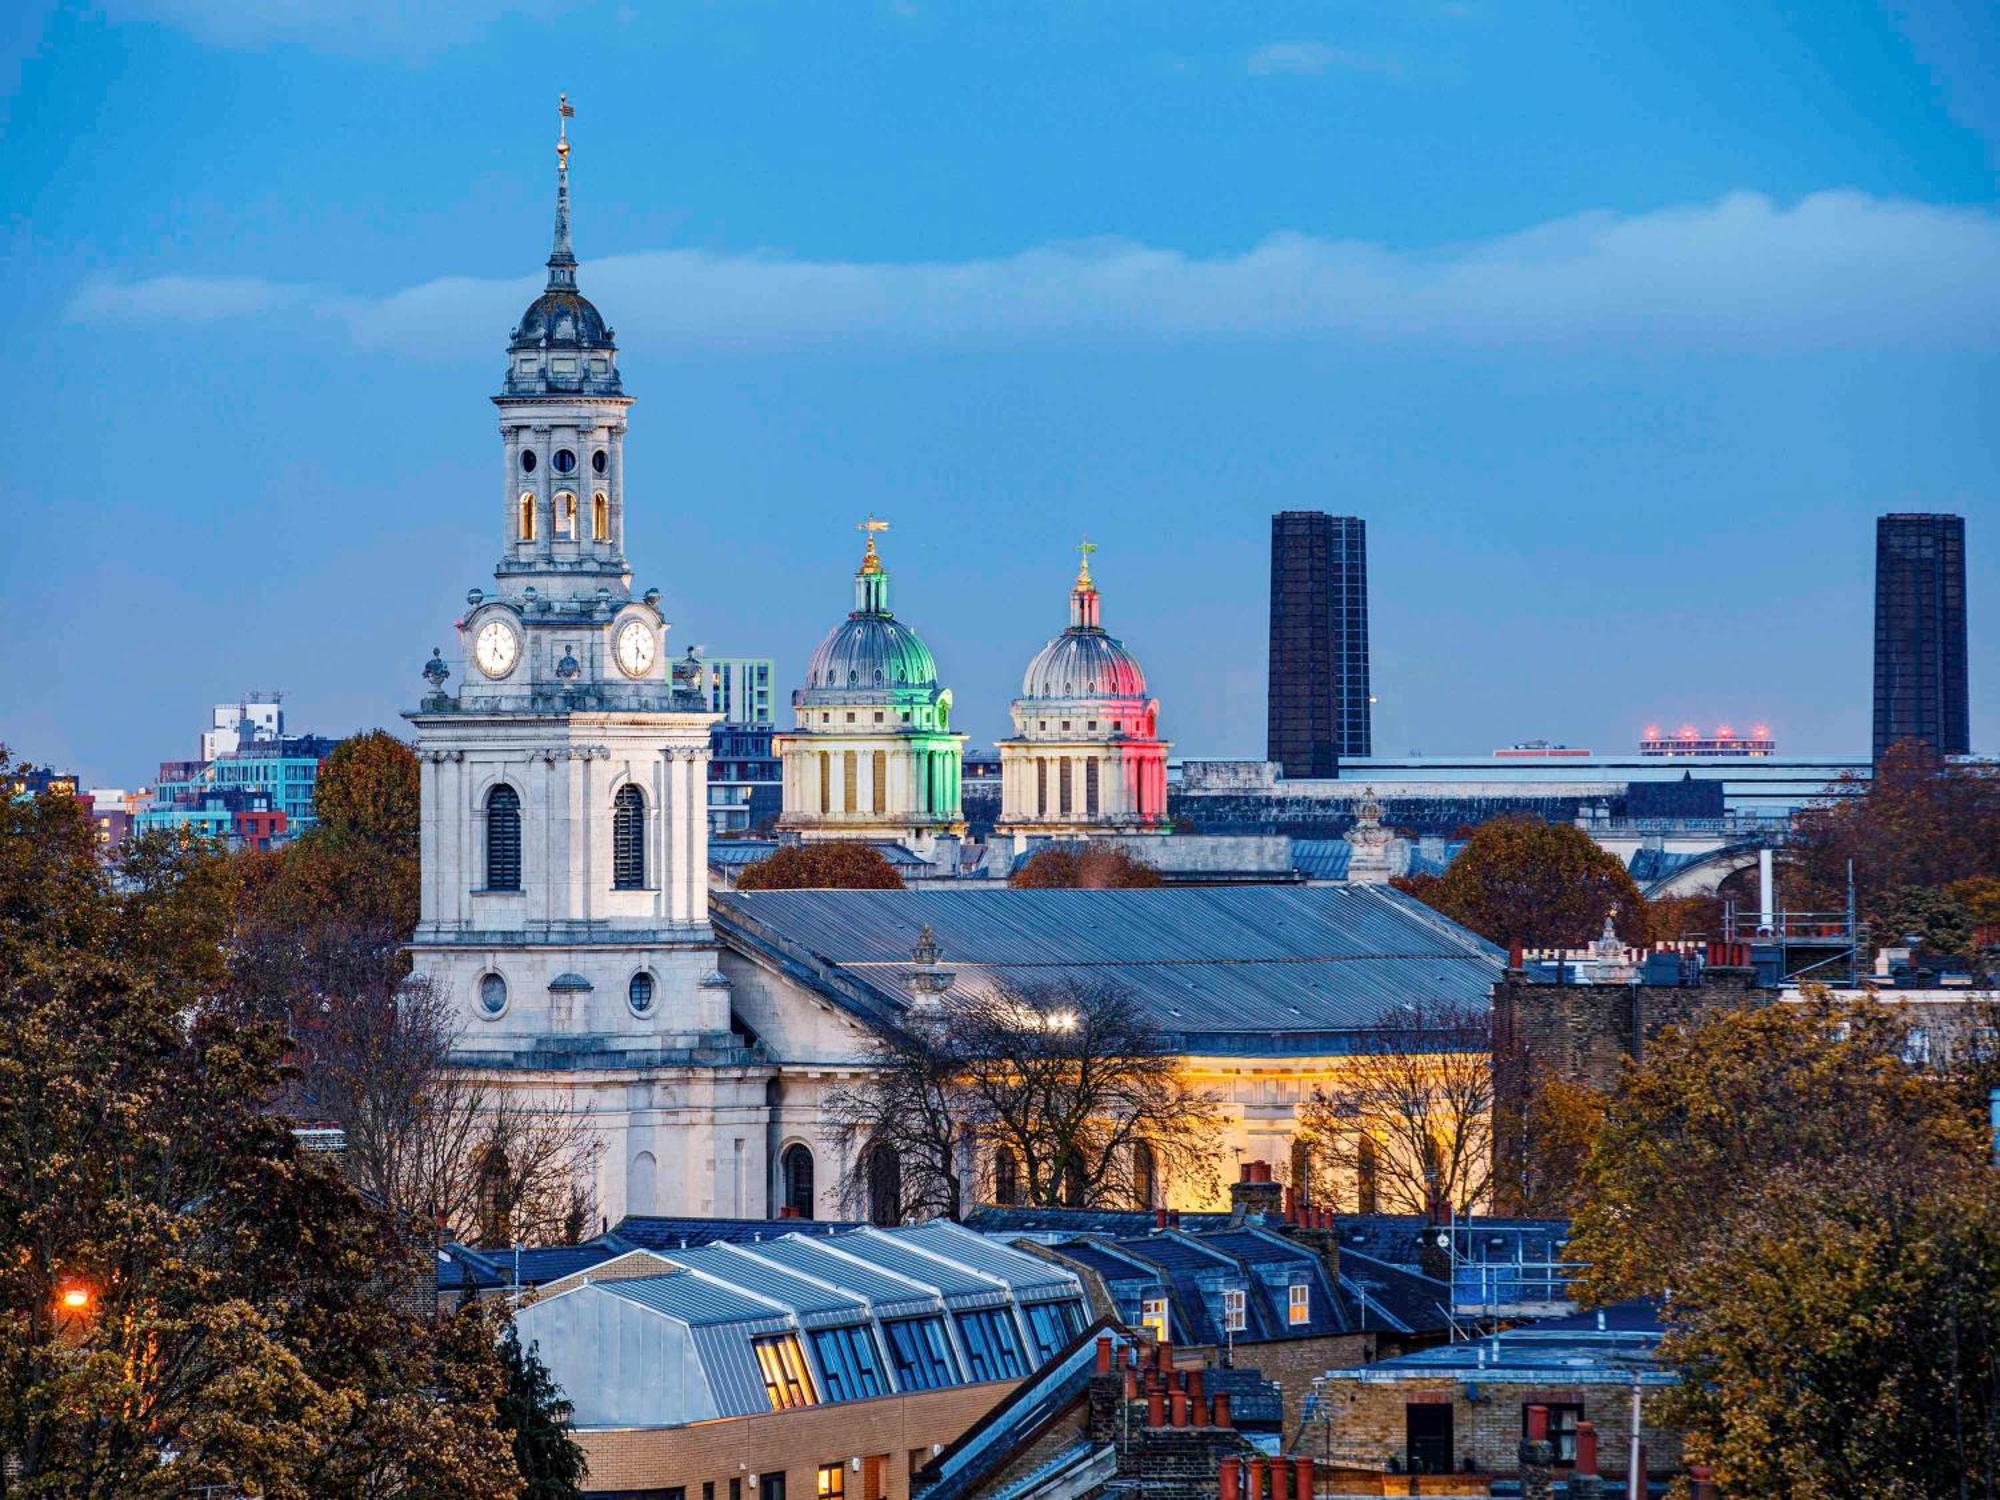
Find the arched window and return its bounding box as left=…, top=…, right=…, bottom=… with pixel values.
left=627, top=1150, right=658, bottom=1217
left=867, top=1144, right=901, bottom=1227
left=592, top=491, right=609, bottom=541
left=993, top=1147, right=1020, bottom=1206
left=1356, top=1135, right=1379, bottom=1216
left=612, top=785, right=645, bottom=889
left=554, top=491, right=577, bottom=540
left=1132, top=1142, right=1157, bottom=1210
left=781, top=1144, right=815, bottom=1219
left=1059, top=1149, right=1086, bottom=1207
left=485, top=785, right=521, bottom=891
left=517, top=491, right=536, bottom=542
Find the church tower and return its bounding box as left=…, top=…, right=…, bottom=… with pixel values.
left=407, top=102, right=769, bottom=1227
left=776, top=521, right=967, bottom=858
left=995, top=544, right=1170, bottom=855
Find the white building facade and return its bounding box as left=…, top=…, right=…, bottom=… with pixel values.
left=775, top=525, right=967, bottom=858
left=992, top=550, right=1170, bottom=861
left=407, top=122, right=785, bottom=1227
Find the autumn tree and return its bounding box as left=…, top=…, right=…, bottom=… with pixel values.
left=1293, top=996, right=1494, bottom=1219
left=0, top=751, right=525, bottom=1498
left=1496, top=1075, right=1607, bottom=1219
left=735, top=840, right=907, bottom=890
left=1569, top=999, right=2000, bottom=1497
left=827, top=977, right=1223, bottom=1219
left=1393, top=816, right=1643, bottom=948
left=1786, top=740, right=2000, bottom=950
left=1010, top=842, right=1164, bottom=889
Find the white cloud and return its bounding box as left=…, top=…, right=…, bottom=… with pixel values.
left=1246, top=40, right=1401, bottom=77
left=100, top=0, right=580, bottom=54
left=67, top=191, right=2000, bottom=356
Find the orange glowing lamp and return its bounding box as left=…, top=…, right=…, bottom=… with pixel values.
left=58, top=1283, right=93, bottom=1313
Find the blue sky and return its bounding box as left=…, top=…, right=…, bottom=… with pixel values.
left=3, top=0, right=1995, bottom=787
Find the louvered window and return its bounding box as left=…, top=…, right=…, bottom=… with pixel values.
left=1085, top=759, right=1100, bottom=817
left=485, top=785, right=521, bottom=891
left=1036, top=759, right=1048, bottom=817
left=871, top=750, right=887, bottom=815
left=613, top=785, right=645, bottom=889
left=1058, top=758, right=1073, bottom=816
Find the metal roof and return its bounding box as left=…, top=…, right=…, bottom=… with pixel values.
left=895, top=1222, right=1085, bottom=1302
left=714, top=886, right=1502, bottom=1045
left=666, top=1241, right=872, bottom=1325
left=729, top=1235, right=944, bottom=1320
left=603, top=1270, right=791, bottom=1329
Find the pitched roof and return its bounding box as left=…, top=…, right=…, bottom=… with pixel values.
left=713, top=885, right=1502, bottom=1048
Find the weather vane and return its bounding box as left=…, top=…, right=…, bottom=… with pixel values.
left=1077, top=537, right=1097, bottom=587
left=858, top=515, right=890, bottom=573
left=557, top=93, right=574, bottom=171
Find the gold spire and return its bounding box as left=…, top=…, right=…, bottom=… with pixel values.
left=557, top=93, right=574, bottom=172
left=1075, top=538, right=1097, bottom=590
left=858, top=515, right=890, bottom=574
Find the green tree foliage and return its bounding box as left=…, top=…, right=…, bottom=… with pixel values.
left=1009, top=842, right=1164, bottom=889
left=495, top=1322, right=588, bottom=1499
left=0, top=751, right=523, bottom=1497
left=1569, top=1000, right=2000, bottom=1497
left=734, top=840, right=906, bottom=890
left=1393, top=815, right=1644, bottom=948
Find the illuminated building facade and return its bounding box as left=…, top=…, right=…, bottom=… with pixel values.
left=1638, top=725, right=1776, bottom=758
left=994, top=547, right=1169, bottom=852
left=775, top=523, right=967, bottom=858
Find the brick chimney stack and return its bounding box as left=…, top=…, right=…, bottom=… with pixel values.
left=1229, top=1160, right=1283, bottom=1224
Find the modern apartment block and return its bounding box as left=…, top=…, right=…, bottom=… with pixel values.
left=1267, top=512, right=1371, bottom=778
left=1873, top=513, right=1968, bottom=761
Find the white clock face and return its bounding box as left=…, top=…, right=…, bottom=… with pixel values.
left=474, top=619, right=521, bottom=679
left=615, top=620, right=657, bottom=678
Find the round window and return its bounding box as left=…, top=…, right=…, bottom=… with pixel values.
left=520, top=450, right=537, bottom=473
left=592, top=449, right=608, bottom=474
left=478, top=973, right=508, bottom=1016
left=628, top=972, right=655, bottom=1014
left=552, top=448, right=578, bottom=474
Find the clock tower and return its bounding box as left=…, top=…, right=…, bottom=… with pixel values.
left=407, top=103, right=770, bottom=1226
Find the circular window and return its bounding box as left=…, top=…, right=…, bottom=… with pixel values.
left=520, top=450, right=537, bottom=473
left=628, top=971, right=656, bottom=1015
left=478, top=973, right=508, bottom=1016
left=592, top=449, right=608, bottom=474
left=552, top=448, right=578, bottom=474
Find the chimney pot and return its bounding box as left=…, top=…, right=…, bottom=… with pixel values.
left=1220, top=1458, right=1241, bottom=1500
left=1292, top=1457, right=1315, bottom=1500
left=1212, top=1391, right=1232, bottom=1428
left=1170, top=1390, right=1188, bottom=1427
left=1190, top=1394, right=1208, bottom=1427
left=1269, top=1454, right=1291, bottom=1500
left=1146, top=1388, right=1165, bottom=1428
left=1575, top=1420, right=1598, bottom=1477
left=1526, top=1403, right=1549, bottom=1442
left=1154, top=1207, right=1169, bottom=1230
left=1094, top=1335, right=1112, bottom=1375
left=1247, top=1457, right=1267, bottom=1500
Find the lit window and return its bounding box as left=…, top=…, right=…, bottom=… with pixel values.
left=592, top=491, right=609, bottom=540
left=1288, top=1284, right=1309, bottom=1325
left=752, top=1334, right=818, bottom=1411
left=817, top=1465, right=845, bottom=1500
left=1222, top=1288, right=1246, bottom=1333
left=517, top=492, right=536, bottom=542
left=554, top=491, right=577, bottom=539
left=1140, top=1297, right=1169, bottom=1343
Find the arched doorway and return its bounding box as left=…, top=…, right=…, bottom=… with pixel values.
left=1131, top=1142, right=1158, bottom=1210
left=627, top=1150, right=658, bottom=1217
left=781, top=1143, right=815, bottom=1219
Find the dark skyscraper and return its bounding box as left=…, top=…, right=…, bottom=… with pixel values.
left=1873, top=513, right=1968, bottom=761
left=1268, top=511, right=1372, bottom=778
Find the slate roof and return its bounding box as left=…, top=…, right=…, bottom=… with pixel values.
left=436, top=1241, right=619, bottom=1294
left=610, top=1214, right=860, bottom=1250
left=713, top=885, right=1503, bottom=1050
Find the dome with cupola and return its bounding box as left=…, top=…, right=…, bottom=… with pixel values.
left=500, top=116, right=623, bottom=398
left=796, top=525, right=948, bottom=710
left=1018, top=549, right=1149, bottom=704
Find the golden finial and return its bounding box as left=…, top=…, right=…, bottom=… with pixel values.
left=1076, top=538, right=1097, bottom=589
left=858, top=515, right=890, bottom=574
left=557, top=93, right=574, bottom=171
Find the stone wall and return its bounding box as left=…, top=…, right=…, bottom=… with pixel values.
left=1490, top=964, right=1767, bottom=1215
